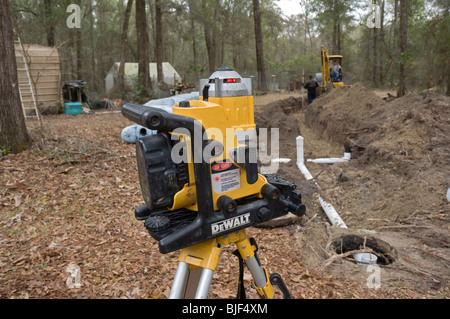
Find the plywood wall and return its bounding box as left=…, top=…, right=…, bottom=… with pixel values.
left=15, top=44, right=62, bottom=113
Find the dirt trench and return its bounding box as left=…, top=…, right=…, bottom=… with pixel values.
left=254, top=85, right=449, bottom=296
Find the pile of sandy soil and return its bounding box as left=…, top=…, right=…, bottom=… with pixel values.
left=303, top=85, right=449, bottom=227
left=306, top=83, right=449, bottom=163
left=305, top=83, right=384, bottom=146
left=254, top=96, right=302, bottom=138
left=254, top=84, right=449, bottom=296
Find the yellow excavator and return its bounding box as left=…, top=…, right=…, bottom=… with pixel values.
left=315, top=46, right=344, bottom=92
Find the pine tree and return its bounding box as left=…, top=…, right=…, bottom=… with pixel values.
left=0, top=0, right=31, bottom=154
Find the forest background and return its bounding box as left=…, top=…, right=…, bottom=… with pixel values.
left=10, top=0, right=450, bottom=99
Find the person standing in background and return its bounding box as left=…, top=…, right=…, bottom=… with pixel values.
left=304, top=75, right=319, bottom=104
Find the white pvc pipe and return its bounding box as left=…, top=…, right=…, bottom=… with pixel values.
left=295, top=136, right=376, bottom=265
left=318, top=196, right=348, bottom=229
left=318, top=196, right=377, bottom=264
left=271, top=158, right=291, bottom=163
left=296, top=136, right=314, bottom=181
left=296, top=136, right=306, bottom=165
left=307, top=151, right=351, bottom=164
left=296, top=137, right=347, bottom=229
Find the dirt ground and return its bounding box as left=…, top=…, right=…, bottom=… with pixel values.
left=255, top=85, right=449, bottom=297
left=0, top=87, right=448, bottom=299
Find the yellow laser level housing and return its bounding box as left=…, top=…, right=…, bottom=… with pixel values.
left=122, top=67, right=305, bottom=254
left=122, top=68, right=306, bottom=298
left=171, top=67, right=267, bottom=212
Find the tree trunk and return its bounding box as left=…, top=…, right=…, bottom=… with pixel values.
left=187, top=0, right=198, bottom=80
left=373, top=0, right=378, bottom=87
left=191, top=18, right=198, bottom=80
left=393, top=0, right=399, bottom=79
left=337, top=22, right=341, bottom=53
left=447, top=63, right=450, bottom=96
left=75, top=0, right=82, bottom=80
left=69, top=30, right=77, bottom=79
left=379, top=0, right=385, bottom=84
left=155, top=0, right=164, bottom=84
left=118, top=0, right=134, bottom=94
left=44, top=0, right=55, bottom=47
left=76, top=29, right=82, bottom=79
left=201, top=0, right=216, bottom=74
left=136, top=0, right=151, bottom=95
left=373, top=27, right=378, bottom=86
left=204, top=28, right=215, bottom=74
left=89, top=0, right=97, bottom=92
left=394, top=0, right=399, bottom=35
left=397, top=0, right=408, bottom=97
left=252, top=0, right=267, bottom=92
left=0, top=0, right=31, bottom=154
left=332, top=0, right=338, bottom=54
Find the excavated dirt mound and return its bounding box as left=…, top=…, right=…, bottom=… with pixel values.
left=305, top=83, right=388, bottom=148
left=254, top=96, right=303, bottom=138
left=307, top=84, right=449, bottom=163
left=255, top=84, right=449, bottom=296
left=303, top=84, right=449, bottom=228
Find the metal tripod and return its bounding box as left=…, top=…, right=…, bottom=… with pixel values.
left=168, top=229, right=290, bottom=299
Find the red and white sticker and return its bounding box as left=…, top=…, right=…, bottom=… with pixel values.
left=212, top=162, right=233, bottom=172
left=212, top=168, right=241, bottom=194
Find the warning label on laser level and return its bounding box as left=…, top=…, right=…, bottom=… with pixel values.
left=212, top=168, right=241, bottom=194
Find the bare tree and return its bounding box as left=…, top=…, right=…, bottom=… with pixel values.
left=372, top=0, right=378, bottom=86
left=44, top=0, right=55, bottom=47
left=136, top=0, right=151, bottom=95
left=379, top=0, right=385, bottom=84
left=201, top=0, right=217, bottom=75
left=187, top=0, right=198, bottom=80
left=118, top=0, right=134, bottom=95
left=397, top=0, right=408, bottom=97
left=252, top=0, right=267, bottom=92
left=0, top=0, right=31, bottom=154
left=155, top=0, right=164, bottom=84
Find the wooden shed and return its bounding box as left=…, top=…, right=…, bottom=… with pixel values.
left=14, top=44, right=62, bottom=115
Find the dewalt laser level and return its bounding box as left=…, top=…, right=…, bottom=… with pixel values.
left=122, top=67, right=306, bottom=299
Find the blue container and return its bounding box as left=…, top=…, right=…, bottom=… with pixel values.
left=65, top=102, right=83, bottom=115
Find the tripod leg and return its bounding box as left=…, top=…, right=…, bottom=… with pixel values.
left=169, top=263, right=207, bottom=299
left=236, top=235, right=276, bottom=299
left=169, top=262, right=190, bottom=299
left=169, top=239, right=221, bottom=299
left=195, top=268, right=215, bottom=299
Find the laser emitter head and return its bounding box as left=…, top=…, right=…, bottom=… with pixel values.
left=200, top=67, right=253, bottom=99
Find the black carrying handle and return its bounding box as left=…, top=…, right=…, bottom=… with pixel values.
left=121, top=103, right=152, bottom=126
left=122, top=102, right=199, bottom=133
left=122, top=102, right=216, bottom=253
